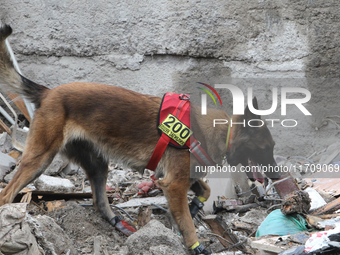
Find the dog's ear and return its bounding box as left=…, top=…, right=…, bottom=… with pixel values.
left=245, top=97, right=261, bottom=121
left=252, top=97, right=259, bottom=111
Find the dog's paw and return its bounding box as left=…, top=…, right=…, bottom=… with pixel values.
left=110, top=215, right=136, bottom=236
left=115, top=220, right=136, bottom=236
left=191, top=243, right=212, bottom=255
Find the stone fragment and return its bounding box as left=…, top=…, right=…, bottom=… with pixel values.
left=0, top=152, right=16, bottom=181
left=0, top=132, right=12, bottom=153
left=34, top=174, right=75, bottom=193
left=125, top=220, right=187, bottom=255
left=62, top=162, right=80, bottom=175
left=45, top=153, right=69, bottom=176
left=0, top=203, right=44, bottom=255
left=26, top=214, right=78, bottom=255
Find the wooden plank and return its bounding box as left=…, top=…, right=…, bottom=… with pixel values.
left=116, top=196, right=168, bottom=208
left=311, top=196, right=340, bottom=216
left=203, top=215, right=247, bottom=252
left=13, top=190, right=93, bottom=203
left=6, top=92, right=31, bottom=122
left=0, top=118, right=11, bottom=134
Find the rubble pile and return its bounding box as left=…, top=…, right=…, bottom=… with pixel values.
left=1, top=126, right=340, bottom=254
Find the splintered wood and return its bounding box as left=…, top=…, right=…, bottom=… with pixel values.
left=0, top=118, right=11, bottom=134
left=137, top=206, right=152, bottom=228
left=203, top=215, right=248, bottom=253
left=281, top=190, right=311, bottom=215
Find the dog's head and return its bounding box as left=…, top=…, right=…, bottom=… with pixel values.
left=226, top=97, right=278, bottom=174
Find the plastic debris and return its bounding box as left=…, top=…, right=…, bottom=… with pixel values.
left=256, top=209, right=310, bottom=237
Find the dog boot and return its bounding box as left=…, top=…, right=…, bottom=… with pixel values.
left=189, top=196, right=205, bottom=218
left=110, top=215, right=136, bottom=236
left=191, top=242, right=211, bottom=255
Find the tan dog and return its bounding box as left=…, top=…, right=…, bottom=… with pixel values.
left=0, top=25, right=277, bottom=254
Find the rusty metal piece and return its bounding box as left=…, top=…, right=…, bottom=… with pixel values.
left=214, top=198, right=243, bottom=211
left=274, top=173, right=300, bottom=199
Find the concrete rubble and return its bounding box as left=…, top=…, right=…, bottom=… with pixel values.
left=0, top=203, right=43, bottom=255
left=34, top=174, right=76, bottom=193
left=0, top=121, right=340, bottom=255
left=0, top=203, right=78, bottom=255
left=1, top=131, right=340, bottom=254
left=125, top=220, right=188, bottom=255
left=44, top=153, right=69, bottom=176
left=0, top=152, right=16, bottom=181
left=0, top=132, right=12, bottom=153
left=0, top=0, right=340, bottom=253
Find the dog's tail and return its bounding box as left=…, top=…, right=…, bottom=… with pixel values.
left=0, top=24, right=48, bottom=108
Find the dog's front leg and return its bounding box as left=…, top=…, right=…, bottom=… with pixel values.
left=189, top=179, right=211, bottom=219
left=158, top=164, right=211, bottom=254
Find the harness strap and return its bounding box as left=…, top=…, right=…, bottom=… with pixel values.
left=146, top=95, right=190, bottom=171
left=226, top=118, right=232, bottom=152
left=146, top=93, right=216, bottom=172
left=189, top=140, right=215, bottom=166
left=146, top=133, right=171, bottom=171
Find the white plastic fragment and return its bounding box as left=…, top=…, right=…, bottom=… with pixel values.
left=305, top=187, right=327, bottom=210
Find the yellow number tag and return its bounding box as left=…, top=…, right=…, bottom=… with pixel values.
left=158, top=114, right=193, bottom=146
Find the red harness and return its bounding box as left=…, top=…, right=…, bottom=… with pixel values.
left=146, top=93, right=216, bottom=172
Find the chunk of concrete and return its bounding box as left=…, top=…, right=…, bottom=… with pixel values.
left=4, top=165, right=17, bottom=183
left=0, top=203, right=44, bottom=255
left=0, top=132, right=12, bottom=153
left=4, top=154, right=70, bottom=183
left=0, top=152, right=16, bottom=181
left=34, top=174, right=75, bottom=193
left=26, top=214, right=77, bottom=255
left=125, top=220, right=188, bottom=255
left=10, top=127, right=28, bottom=146
left=45, top=153, right=69, bottom=176
left=107, top=170, right=127, bottom=184
left=62, top=162, right=80, bottom=175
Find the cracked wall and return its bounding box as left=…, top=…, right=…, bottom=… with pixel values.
left=1, top=0, right=339, bottom=156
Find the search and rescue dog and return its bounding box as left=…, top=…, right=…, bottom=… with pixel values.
left=0, top=25, right=277, bottom=254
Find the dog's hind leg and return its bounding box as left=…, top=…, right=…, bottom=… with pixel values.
left=64, top=140, right=113, bottom=221
left=189, top=179, right=211, bottom=218
left=0, top=150, right=57, bottom=206
left=64, top=139, right=136, bottom=236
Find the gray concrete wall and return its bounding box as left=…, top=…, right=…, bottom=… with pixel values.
left=1, top=0, right=339, bottom=156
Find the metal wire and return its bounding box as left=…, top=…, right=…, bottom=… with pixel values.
left=110, top=204, right=135, bottom=221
